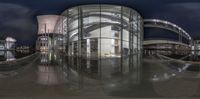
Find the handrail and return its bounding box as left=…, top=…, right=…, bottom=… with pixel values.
left=143, top=39, right=189, bottom=46
left=144, top=19, right=192, bottom=40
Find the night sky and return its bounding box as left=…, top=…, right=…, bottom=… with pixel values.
left=0, top=0, right=199, bottom=46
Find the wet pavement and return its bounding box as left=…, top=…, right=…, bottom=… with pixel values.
left=1, top=52, right=200, bottom=98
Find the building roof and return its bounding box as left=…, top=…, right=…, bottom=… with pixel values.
left=5, top=37, right=16, bottom=42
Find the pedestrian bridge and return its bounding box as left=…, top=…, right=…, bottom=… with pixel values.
left=144, top=19, right=192, bottom=44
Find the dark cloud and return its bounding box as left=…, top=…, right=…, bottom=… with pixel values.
left=0, top=3, right=37, bottom=46
left=144, top=2, right=200, bottom=40
left=0, top=0, right=200, bottom=46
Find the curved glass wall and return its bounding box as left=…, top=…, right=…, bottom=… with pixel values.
left=54, top=5, right=143, bottom=80
left=60, top=5, right=143, bottom=58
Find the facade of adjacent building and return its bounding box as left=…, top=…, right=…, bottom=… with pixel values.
left=36, top=15, right=66, bottom=51
left=36, top=4, right=143, bottom=76
left=0, top=37, right=16, bottom=50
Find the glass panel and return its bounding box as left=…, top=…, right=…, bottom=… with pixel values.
left=89, top=38, right=98, bottom=58
left=122, top=7, right=131, bottom=42
left=101, top=58, right=121, bottom=78
left=100, top=38, right=114, bottom=57
left=68, top=7, right=79, bottom=42
left=82, top=5, right=100, bottom=39
left=60, top=5, right=143, bottom=71
left=100, top=5, right=121, bottom=39
left=123, top=41, right=129, bottom=56
left=101, top=5, right=121, bottom=14
left=122, top=56, right=129, bottom=74
left=68, top=8, right=78, bottom=31
left=55, top=5, right=144, bottom=86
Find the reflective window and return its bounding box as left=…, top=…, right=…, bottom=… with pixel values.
left=57, top=4, right=143, bottom=58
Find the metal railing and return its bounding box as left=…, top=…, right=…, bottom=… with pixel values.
left=144, top=19, right=192, bottom=40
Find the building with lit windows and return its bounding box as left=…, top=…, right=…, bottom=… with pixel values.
left=0, top=37, right=16, bottom=50
left=5, top=37, right=16, bottom=50
left=192, top=40, right=200, bottom=56
left=36, top=15, right=66, bottom=51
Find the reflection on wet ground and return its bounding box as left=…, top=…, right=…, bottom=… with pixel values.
left=1, top=51, right=200, bottom=98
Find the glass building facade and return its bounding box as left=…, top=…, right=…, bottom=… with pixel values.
left=60, top=5, right=143, bottom=58
left=54, top=5, right=143, bottom=78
